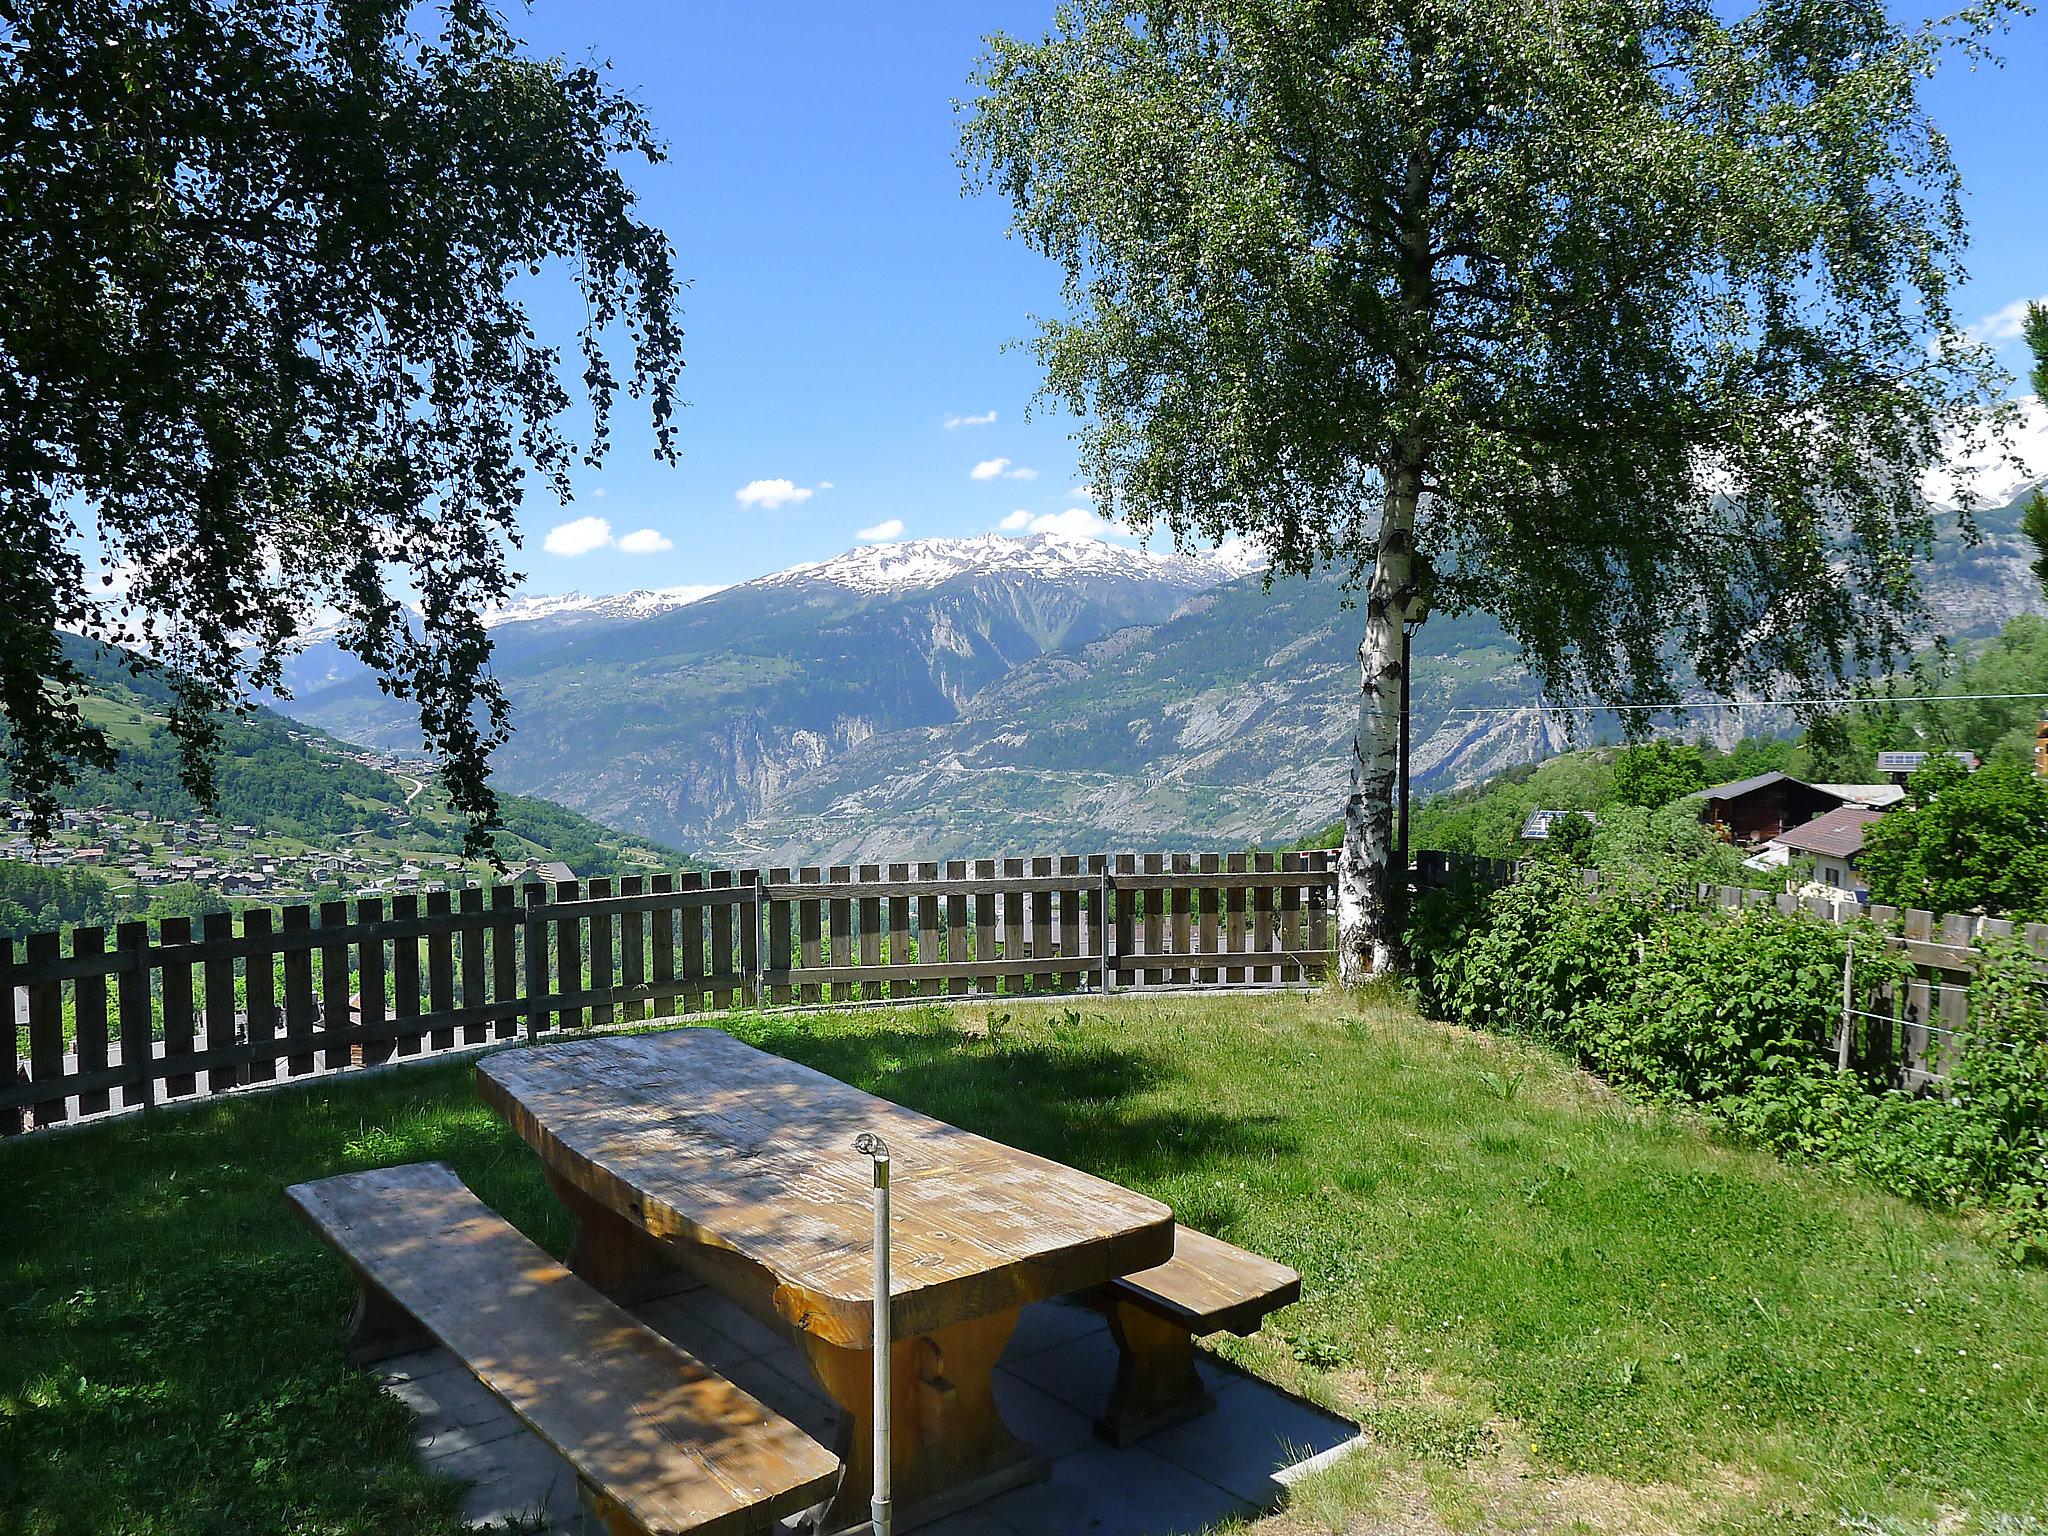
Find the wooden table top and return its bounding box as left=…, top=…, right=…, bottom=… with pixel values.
left=477, top=1028, right=1175, bottom=1348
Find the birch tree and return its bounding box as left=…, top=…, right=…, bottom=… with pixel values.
left=0, top=0, right=684, bottom=851
left=961, top=0, right=2016, bottom=980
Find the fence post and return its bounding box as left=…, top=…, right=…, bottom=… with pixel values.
left=1098, top=860, right=1113, bottom=995
left=1837, top=938, right=1854, bottom=1074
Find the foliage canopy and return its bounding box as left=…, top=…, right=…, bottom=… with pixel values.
left=0, top=0, right=684, bottom=852
left=963, top=0, right=2018, bottom=974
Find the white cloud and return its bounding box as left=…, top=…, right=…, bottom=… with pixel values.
left=1068, top=483, right=1095, bottom=500
left=945, top=410, right=998, bottom=429
left=1010, top=507, right=1126, bottom=541
left=590, top=486, right=608, bottom=499
left=971, top=457, right=1039, bottom=481
left=819, top=480, right=835, bottom=490
left=616, top=528, right=674, bottom=554
left=543, top=515, right=614, bottom=556
left=1966, top=296, right=2048, bottom=345
left=736, top=478, right=817, bottom=510
left=857, top=518, right=905, bottom=542
left=998, top=509, right=1033, bottom=531
left=1005, top=465, right=1039, bottom=481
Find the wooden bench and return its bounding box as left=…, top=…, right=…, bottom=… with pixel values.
left=286, top=1162, right=840, bottom=1536
left=1093, top=1223, right=1301, bottom=1445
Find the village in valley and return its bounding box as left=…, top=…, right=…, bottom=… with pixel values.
left=1, top=734, right=577, bottom=908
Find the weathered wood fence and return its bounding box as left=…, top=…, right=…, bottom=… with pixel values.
left=3, top=851, right=1332, bottom=1134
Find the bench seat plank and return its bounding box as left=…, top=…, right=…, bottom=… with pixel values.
left=287, top=1162, right=838, bottom=1536
left=1108, top=1223, right=1299, bottom=1336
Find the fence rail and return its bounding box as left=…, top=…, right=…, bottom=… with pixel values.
left=4, top=850, right=1333, bottom=1134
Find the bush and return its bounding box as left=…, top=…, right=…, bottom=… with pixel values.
left=1412, top=870, right=2048, bottom=1260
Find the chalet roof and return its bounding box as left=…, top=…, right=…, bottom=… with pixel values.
left=1519, top=808, right=1598, bottom=840
left=1812, top=783, right=1906, bottom=809
left=1770, top=805, right=1885, bottom=860
left=1698, top=770, right=1801, bottom=802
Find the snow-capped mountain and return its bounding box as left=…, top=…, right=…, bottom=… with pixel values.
left=278, top=529, right=1262, bottom=846
left=478, top=583, right=725, bottom=628
left=751, top=532, right=1262, bottom=596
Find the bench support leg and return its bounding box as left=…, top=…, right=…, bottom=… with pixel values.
left=344, top=1267, right=436, bottom=1365
left=798, top=1306, right=1046, bottom=1533
left=544, top=1167, right=690, bottom=1304
left=1095, top=1295, right=1215, bottom=1447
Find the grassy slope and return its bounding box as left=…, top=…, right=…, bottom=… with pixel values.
left=3, top=993, right=2043, bottom=1536
left=16, top=637, right=684, bottom=876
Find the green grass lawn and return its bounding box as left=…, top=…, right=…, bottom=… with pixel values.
left=3, top=990, right=2044, bottom=1535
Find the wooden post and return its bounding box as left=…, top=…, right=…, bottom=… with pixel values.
left=945, top=860, right=970, bottom=999
left=202, top=909, right=239, bottom=1092
left=283, top=905, right=317, bottom=1074
left=116, top=919, right=153, bottom=1110
left=555, top=880, right=583, bottom=1031
left=522, top=885, right=548, bottom=1038
left=829, top=866, right=852, bottom=1004
left=588, top=878, right=614, bottom=1027
left=919, top=862, right=943, bottom=999
left=490, top=886, right=519, bottom=1040
left=318, top=901, right=352, bottom=1070
left=768, top=868, right=793, bottom=1007
left=389, top=895, right=421, bottom=1058
left=652, top=872, right=678, bottom=1019
left=860, top=864, right=883, bottom=1001
left=1002, top=858, right=1025, bottom=996
left=1170, top=853, right=1192, bottom=986
left=424, top=890, right=455, bottom=1050
left=25, top=930, right=64, bottom=1125
left=357, top=898, right=388, bottom=1064
left=620, top=875, right=645, bottom=1024
left=742, top=870, right=762, bottom=1010
left=73, top=926, right=110, bottom=1114
left=458, top=887, right=487, bottom=1045
left=886, top=863, right=912, bottom=1000
left=243, top=909, right=276, bottom=1083
left=1098, top=859, right=1113, bottom=995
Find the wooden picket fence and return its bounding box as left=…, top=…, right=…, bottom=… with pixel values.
left=2, top=850, right=1332, bottom=1134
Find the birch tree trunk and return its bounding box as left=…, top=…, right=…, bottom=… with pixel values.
left=1336, top=468, right=1422, bottom=984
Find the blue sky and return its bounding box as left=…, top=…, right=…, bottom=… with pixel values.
left=504, top=0, right=2048, bottom=599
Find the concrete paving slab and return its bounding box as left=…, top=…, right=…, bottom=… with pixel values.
left=1142, top=1377, right=1360, bottom=1509
left=382, top=1296, right=1360, bottom=1535
left=991, top=1369, right=1097, bottom=1462
left=721, top=1353, right=841, bottom=1448
left=977, top=1440, right=1256, bottom=1536
left=1004, top=1323, right=1229, bottom=1414
left=1002, top=1297, right=1103, bottom=1363
left=628, top=1292, right=758, bottom=1371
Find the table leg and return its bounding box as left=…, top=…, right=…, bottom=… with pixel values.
left=1094, top=1294, right=1215, bottom=1446
left=543, top=1166, right=689, bottom=1304
left=797, top=1306, right=1047, bottom=1533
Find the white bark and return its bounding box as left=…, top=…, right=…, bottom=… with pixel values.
left=1337, top=469, right=1420, bottom=985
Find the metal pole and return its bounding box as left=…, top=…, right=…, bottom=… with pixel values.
left=853, top=1133, right=892, bottom=1536
left=1837, top=939, right=1854, bottom=1074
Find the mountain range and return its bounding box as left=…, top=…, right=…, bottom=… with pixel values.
left=275, top=494, right=2048, bottom=865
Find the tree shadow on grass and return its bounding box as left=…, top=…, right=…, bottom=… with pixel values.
left=0, top=1014, right=1292, bottom=1535
left=743, top=1014, right=1297, bottom=1188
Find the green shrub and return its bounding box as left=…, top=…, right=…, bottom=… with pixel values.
left=1414, top=871, right=2048, bottom=1260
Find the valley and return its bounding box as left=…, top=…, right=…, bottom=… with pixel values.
left=271, top=491, right=2048, bottom=866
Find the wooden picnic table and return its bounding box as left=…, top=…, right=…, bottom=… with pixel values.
left=476, top=1027, right=1175, bottom=1532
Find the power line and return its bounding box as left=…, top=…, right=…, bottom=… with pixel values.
left=1445, top=691, right=2048, bottom=716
